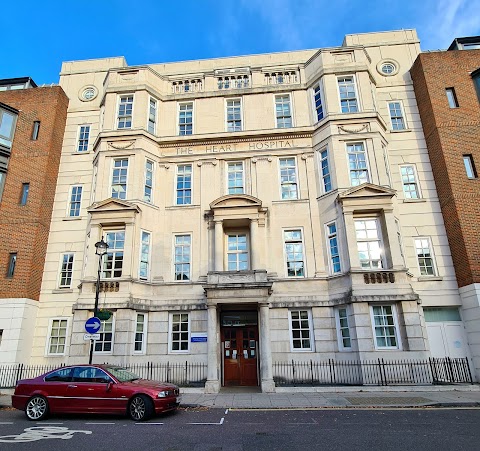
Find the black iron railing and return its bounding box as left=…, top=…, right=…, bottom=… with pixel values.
left=0, top=362, right=207, bottom=389
left=273, top=358, right=473, bottom=386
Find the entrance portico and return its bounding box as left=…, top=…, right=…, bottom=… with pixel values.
left=203, top=270, right=275, bottom=393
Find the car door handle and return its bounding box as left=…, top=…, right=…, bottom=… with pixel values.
left=68, top=385, right=77, bottom=388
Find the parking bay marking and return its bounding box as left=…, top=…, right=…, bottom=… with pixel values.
left=188, top=417, right=224, bottom=425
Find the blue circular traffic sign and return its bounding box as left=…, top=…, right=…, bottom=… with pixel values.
left=85, top=317, right=102, bottom=334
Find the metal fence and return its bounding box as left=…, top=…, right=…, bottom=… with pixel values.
left=273, top=358, right=473, bottom=386
left=0, top=362, right=207, bottom=389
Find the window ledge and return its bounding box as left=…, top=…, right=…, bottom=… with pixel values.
left=417, top=276, right=443, bottom=282
left=389, top=129, right=411, bottom=133
left=52, top=289, right=73, bottom=294
left=166, top=204, right=200, bottom=210
left=402, top=198, right=426, bottom=203
left=63, top=216, right=84, bottom=221
left=71, top=151, right=92, bottom=155
left=272, top=198, right=308, bottom=204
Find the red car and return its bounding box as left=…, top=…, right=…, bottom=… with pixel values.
left=12, top=364, right=180, bottom=421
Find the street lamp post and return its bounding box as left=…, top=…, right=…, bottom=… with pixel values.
left=88, top=238, right=109, bottom=365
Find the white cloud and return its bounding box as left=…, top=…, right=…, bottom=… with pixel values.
left=420, top=0, right=480, bottom=49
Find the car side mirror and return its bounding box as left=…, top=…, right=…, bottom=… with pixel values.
left=106, top=382, right=113, bottom=392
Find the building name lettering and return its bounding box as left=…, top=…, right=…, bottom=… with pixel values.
left=175, top=139, right=296, bottom=155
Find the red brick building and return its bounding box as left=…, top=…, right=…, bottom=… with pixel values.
left=411, top=37, right=480, bottom=376
left=0, top=78, right=68, bottom=363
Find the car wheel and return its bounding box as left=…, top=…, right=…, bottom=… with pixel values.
left=25, top=395, right=49, bottom=421
left=129, top=394, right=154, bottom=421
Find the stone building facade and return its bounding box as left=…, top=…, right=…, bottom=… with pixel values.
left=0, top=78, right=68, bottom=364
left=411, top=37, right=480, bottom=380
left=25, top=30, right=475, bottom=391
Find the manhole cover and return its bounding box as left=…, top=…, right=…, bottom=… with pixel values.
left=345, top=396, right=433, bottom=405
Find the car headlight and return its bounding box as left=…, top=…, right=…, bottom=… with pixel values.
left=157, top=391, right=167, bottom=398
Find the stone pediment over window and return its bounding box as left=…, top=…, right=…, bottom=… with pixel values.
left=207, top=194, right=267, bottom=225
left=87, top=198, right=140, bottom=225
left=338, top=183, right=396, bottom=213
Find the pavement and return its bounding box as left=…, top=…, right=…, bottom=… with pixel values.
left=2, top=385, right=480, bottom=409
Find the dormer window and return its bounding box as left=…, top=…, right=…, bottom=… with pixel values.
left=171, top=79, right=203, bottom=94
left=217, top=75, right=250, bottom=90
left=264, top=70, right=298, bottom=85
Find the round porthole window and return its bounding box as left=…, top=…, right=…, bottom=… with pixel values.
left=377, top=59, right=399, bottom=77
left=381, top=63, right=396, bottom=74
left=79, top=86, right=98, bottom=102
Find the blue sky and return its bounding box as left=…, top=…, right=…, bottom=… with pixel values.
left=2, top=0, right=480, bottom=85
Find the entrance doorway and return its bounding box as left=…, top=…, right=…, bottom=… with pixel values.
left=221, top=311, right=259, bottom=386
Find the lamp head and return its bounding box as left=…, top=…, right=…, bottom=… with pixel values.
left=95, top=238, right=109, bottom=256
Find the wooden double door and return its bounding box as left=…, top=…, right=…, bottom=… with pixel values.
left=222, top=326, right=258, bottom=386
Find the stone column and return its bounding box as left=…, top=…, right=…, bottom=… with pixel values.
left=383, top=209, right=404, bottom=270
left=259, top=303, right=275, bottom=392
left=250, top=219, right=259, bottom=270
left=205, top=304, right=220, bottom=393
left=214, top=220, right=223, bottom=271
left=343, top=211, right=358, bottom=270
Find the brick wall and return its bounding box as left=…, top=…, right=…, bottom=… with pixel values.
left=411, top=50, right=480, bottom=287
left=0, top=86, right=68, bottom=300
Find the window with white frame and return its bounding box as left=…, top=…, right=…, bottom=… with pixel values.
left=388, top=102, right=406, bottom=130
left=47, top=319, right=68, bottom=355
left=68, top=185, right=82, bottom=217
left=320, top=149, right=332, bottom=193
left=59, top=253, right=74, bottom=288
left=355, top=219, right=383, bottom=269
left=144, top=159, right=154, bottom=203
left=176, top=164, right=192, bottom=205
left=139, top=231, right=151, bottom=280
left=279, top=157, right=298, bottom=199
left=289, top=310, right=313, bottom=351
left=148, top=98, right=157, bottom=134
left=77, top=125, right=90, bottom=152
left=445, top=88, right=459, bottom=108
left=415, top=238, right=436, bottom=276
left=117, top=95, right=133, bottom=129
left=94, top=316, right=114, bottom=353
left=338, top=76, right=358, bottom=113
left=275, top=94, right=292, bottom=128
left=169, top=313, right=190, bottom=352
left=227, top=234, right=248, bottom=270
left=313, top=81, right=324, bottom=121
left=103, top=231, right=124, bottom=278
left=400, top=165, right=420, bottom=199
left=178, top=102, right=193, bottom=135
left=463, top=155, right=477, bottom=179
left=174, top=234, right=191, bottom=281
left=0, top=107, right=17, bottom=148
left=347, top=142, right=369, bottom=186
left=371, top=305, right=399, bottom=349
left=134, top=313, right=147, bottom=353
left=336, top=308, right=351, bottom=349
left=226, top=98, right=242, bottom=132
left=227, top=161, right=244, bottom=194
left=284, top=229, right=305, bottom=277
left=111, top=158, right=128, bottom=199
left=326, top=222, right=341, bottom=274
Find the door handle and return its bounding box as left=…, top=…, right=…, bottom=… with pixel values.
left=68, top=385, right=77, bottom=388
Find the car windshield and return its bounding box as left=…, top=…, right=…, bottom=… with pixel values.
left=104, top=366, right=141, bottom=382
